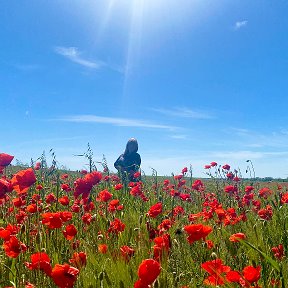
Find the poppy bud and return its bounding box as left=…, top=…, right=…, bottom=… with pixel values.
left=211, top=252, right=218, bottom=259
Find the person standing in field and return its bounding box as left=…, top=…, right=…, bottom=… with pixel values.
left=114, top=138, right=141, bottom=182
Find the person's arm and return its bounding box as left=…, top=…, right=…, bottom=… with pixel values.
left=131, top=154, right=141, bottom=171
left=114, top=155, right=125, bottom=171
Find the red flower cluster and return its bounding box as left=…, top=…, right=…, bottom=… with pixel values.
left=202, top=258, right=261, bottom=287
left=25, top=252, right=52, bottom=276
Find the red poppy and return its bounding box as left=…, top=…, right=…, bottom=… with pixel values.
left=281, top=192, right=288, bottom=204
left=0, top=153, right=14, bottom=167
left=224, top=185, right=237, bottom=194
left=258, top=187, right=272, bottom=198
left=108, top=218, right=125, bottom=235
left=245, top=186, right=254, bottom=193
left=182, top=167, right=188, bottom=174
left=108, top=199, right=123, bottom=212
left=63, top=224, right=77, bottom=240
left=12, top=197, right=26, bottom=208
left=3, top=236, right=27, bottom=258
left=25, top=252, right=52, bottom=276
left=222, top=164, right=230, bottom=170
left=205, top=240, right=214, bottom=249
left=69, top=252, right=87, bottom=269
left=173, top=206, right=185, bottom=217
left=36, top=184, right=43, bottom=191
left=73, top=178, right=92, bottom=199
left=0, top=228, right=11, bottom=241
left=0, top=178, right=13, bottom=198
left=134, top=171, right=141, bottom=179
left=120, top=245, right=135, bottom=261
left=74, top=171, right=102, bottom=199
left=210, top=162, right=217, bottom=167
left=192, top=179, right=204, bottom=191
left=153, top=234, right=171, bottom=261
left=71, top=203, right=80, bottom=213
left=0, top=224, right=18, bottom=241
left=184, top=224, right=212, bottom=244
left=98, top=244, right=108, bottom=254
left=147, top=202, right=162, bottom=218
left=226, top=172, right=234, bottom=179
left=258, top=205, right=273, bottom=220
left=60, top=211, right=73, bottom=222
left=59, top=195, right=70, bottom=206
left=16, top=210, right=28, bottom=224
left=34, top=162, right=41, bottom=170
left=201, top=259, right=231, bottom=286
left=46, top=193, right=57, bottom=204
left=61, top=173, right=69, bottom=179
left=226, top=270, right=241, bottom=283
left=271, top=244, right=284, bottom=260
left=11, top=168, right=36, bottom=194
left=136, top=259, right=161, bottom=286
left=61, top=184, right=71, bottom=192
left=242, top=266, right=261, bottom=284
left=85, top=171, right=102, bottom=185
left=134, top=279, right=149, bottom=288
left=51, top=264, right=79, bottom=288
left=26, top=204, right=38, bottom=213
left=82, top=213, right=93, bottom=225
left=96, top=189, right=113, bottom=202
left=229, top=233, right=246, bottom=243
left=114, top=183, right=123, bottom=190
left=130, top=183, right=143, bottom=197
left=42, top=212, right=63, bottom=229
left=158, top=219, right=173, bottom=232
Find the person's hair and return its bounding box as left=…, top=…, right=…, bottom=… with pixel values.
left=124, top=138, right=138, bottom=156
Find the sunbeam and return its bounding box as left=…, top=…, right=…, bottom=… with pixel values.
left=95, top=0, right=117, bottom=42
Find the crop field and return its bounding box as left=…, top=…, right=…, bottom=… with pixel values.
left=0, top=152, right=288, bottom=288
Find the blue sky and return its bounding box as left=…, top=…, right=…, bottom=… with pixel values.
left=1, top=0, right=288, bottom=178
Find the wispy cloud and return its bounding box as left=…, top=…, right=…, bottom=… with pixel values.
left=229, top=127, right=288, bottom=148
left=54, top=47, right=105, bottom=69
left=56, top=115, right=178, bottom=131
left=151, top=107, right=214, bottom=119
left=234, top=20, right=248, bottom=30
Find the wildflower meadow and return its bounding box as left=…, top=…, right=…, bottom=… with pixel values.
left=0, top=152, right=287, bottom=288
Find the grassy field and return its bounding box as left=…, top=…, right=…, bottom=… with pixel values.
left=0, top=156, right=288, bottom=288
